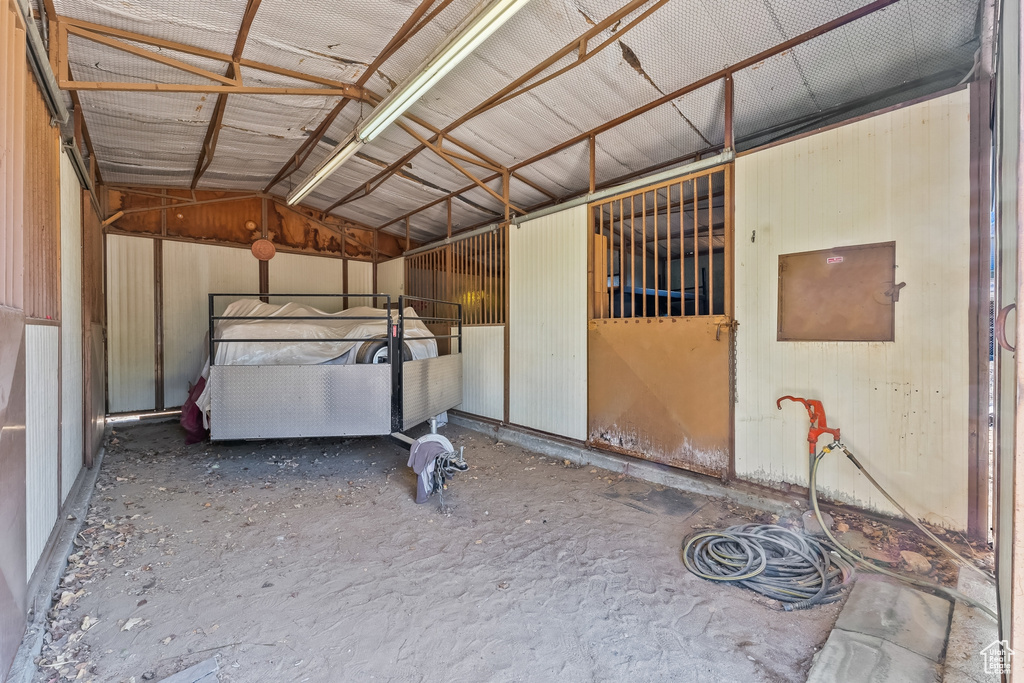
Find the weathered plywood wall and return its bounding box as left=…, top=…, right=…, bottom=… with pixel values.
left=59, top=152, right=83, bottom=501
left=163, top=241, right=258, bottom=407
left=25, top=324, right=58, bottom=577
left=734, top=89, right=971, bottom=528
left=456, top=325, right=504, bottom=421
left=106, top=235, right=155, bottom=413
left=509, top=206, right=588, bottom=440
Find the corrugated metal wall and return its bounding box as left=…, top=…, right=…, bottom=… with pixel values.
left=106, top=235, right=155, bottom=413
left=163, top=241, right=258, bottom=408
left=457, top=326, right=504, bottom=421
left=23, top=64, right=60, bottom=321
left=59, top=152, right=83, bottom=502
left=348, top=260, right=374, bottom=299
left=734, top=89, right=972, bottom=528
left=377, top=257, right=405, bottom=303
left=0, top=4, right=25, bottom=311
left=509, top=205, right=588, bottom=440
left=270, top=252, right=346, bottom=311
left=25, top=324, right=58, bottom=576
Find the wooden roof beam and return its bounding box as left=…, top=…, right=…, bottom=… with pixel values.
left=377, top=0, right=898, bottom=235
left=192, top=0, right=263, bottom=188
left=262, top=0, right=450, bottom=193
left=318, top=0, right=664, bottom=214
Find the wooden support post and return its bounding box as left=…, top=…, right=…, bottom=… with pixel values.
left=405, top=216, right=411, bottom=252
left=589, top=135, right=596, bottom=194
left=724, top=74, right=734, bottom=152
left=447, top=197, right=452, bottom=238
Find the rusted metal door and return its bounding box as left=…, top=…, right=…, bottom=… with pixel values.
left=587, top=165, right=733, bottom=477
left=589, top=317, right=732, bottom=476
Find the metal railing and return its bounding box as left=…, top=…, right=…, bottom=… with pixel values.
left=207, top=293, right=393, bottom=366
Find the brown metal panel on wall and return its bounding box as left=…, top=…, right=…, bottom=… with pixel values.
left=23, top=65, right=61, bottom=321
left=82, top=193, right=105, bottom=466
left=588, top=317, right=732, bottom=477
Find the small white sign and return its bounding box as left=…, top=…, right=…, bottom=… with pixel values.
left=826, top=256, right=844, bottom=264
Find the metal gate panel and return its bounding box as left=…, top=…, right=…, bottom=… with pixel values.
left=588, top=317, right=731, bottom=477
left=210, top=364, right=392, bottom=440
left=402, top=354, right=463, bottom=431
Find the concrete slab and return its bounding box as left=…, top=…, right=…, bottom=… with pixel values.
left=806, top=630, right=942, bottom=683
left=834, top=575, right=952, bottom=662
left=942, top=569, right=999, bottom=683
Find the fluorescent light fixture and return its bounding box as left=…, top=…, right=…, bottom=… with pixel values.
left=286, top=0, right=530, bottom=206
left=357, top=0, right=531, bottom=143
left=286, top=134, right=362, bottom=206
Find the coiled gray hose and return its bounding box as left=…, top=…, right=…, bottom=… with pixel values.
left=682, top=523, right=855, bottom=610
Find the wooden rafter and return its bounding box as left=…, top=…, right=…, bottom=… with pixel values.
left=377, top=0, right=898, bottom=234
left=321, top=0, right=664, bottom=216
left=396, top=121, right=523, bottom=213
left=192, top=0, right=263, bottom=188
left=55, top=15, right=371, bottom=97
left=262, top=0, right=449, bottom=193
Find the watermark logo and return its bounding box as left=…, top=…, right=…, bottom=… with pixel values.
left=981, top=640, right=1012, bottom=675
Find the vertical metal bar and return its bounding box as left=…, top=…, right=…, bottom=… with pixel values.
left=618, top=199, right=624, bottom=317
left=653, top=189, right=659, bottom=318
left=629, top=194, right=636, bottom=319
left=606, top=204, right=612, bottom=319
left=708, top=171, right=714, bottom=316
left=641, top=191, right=647, bottom=317
left=692, top=179, right=698, bottom=317
left=208, top=293, right=215, bottom=366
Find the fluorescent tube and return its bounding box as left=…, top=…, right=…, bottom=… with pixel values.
left=286, top=135, right=363, bottom=206
left=357, top=0, right=531, bottom=142
left=286, top=0, right=530, bottom=205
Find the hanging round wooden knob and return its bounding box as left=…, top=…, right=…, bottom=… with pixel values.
left=251, top=238, right=276, bottom=261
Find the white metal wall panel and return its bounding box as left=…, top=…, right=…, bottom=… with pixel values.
left=106, top=235, right=155, bottom=413
left=734, top=90, right=971, bottom=529
left=163, top=241, right=258, bottom=408
left=269, top=252, right=346, bottom=311
left=59, top=152, right=83, bottom=501
left=377, top=257, right=405, bottom=305
left=25, top=324, right=58, bottom=576
left=456, top=325, right=504, bottom=420
left=348, top=260, right=374, bottom=303
left=509, top=205, right=588, bottom=440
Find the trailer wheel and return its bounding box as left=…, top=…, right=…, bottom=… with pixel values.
left=356, top=336, right=413, bottom=364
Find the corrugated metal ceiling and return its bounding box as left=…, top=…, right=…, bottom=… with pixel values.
left=50, top=0, right=983, bottom=240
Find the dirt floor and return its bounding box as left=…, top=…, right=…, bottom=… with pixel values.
left=33, top=421, right=857, bottom=683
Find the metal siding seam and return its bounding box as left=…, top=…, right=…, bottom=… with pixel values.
left=25, top=324, right=58, bottom=576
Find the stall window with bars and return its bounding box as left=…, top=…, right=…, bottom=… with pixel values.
left=405, top=224, right=505, bottom=325
left=591, top=167, right=728, bottom=319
